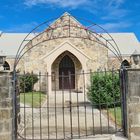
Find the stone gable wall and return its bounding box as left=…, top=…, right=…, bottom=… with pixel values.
left=23, top=14, right=108, bottom=73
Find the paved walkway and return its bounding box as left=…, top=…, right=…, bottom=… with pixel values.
left=18, top=91, right=121, bottom=139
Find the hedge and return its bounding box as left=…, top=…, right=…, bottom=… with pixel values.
left=19, top=73, right=38, bottom=92
left=87, top=71, right=120, bottom=108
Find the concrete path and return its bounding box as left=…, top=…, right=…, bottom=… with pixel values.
left=18, top=91, right=122, bottom=139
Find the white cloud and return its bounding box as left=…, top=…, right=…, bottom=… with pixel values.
left=101, top=22, right=132, bottom=32
left=5, top=22, right=38, bottom=32
left=101, top=9, right=129, bottom=20
left=101, top=0, right=128, bottom=20
left=23, top=0, right=129, bottom=23
left=107, top=0, right=125, bottom=9
left=24, top=0, right=90, bottom=8
left=24, top=0, right=125, bottom=9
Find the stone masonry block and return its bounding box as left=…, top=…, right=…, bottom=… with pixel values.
left=128, top=103, right=140, bottom=114
left=0, top=75, right=10, bottom=87
left=0, top=133, right=12, bottom=140
left=130, top=133, right=140, bottom=140
left=130, top=125, right=140, bottom=136
left=0, top=108, right=12, bottom=120
left=0, top=120, right=12, bottom=133
left=129, top=113, right=140, bottom=125
left=0, top=99, right=12, bottom=108
left=0, top=87, right=9, bottom=99
left=129, top=96, right=140, bottom=103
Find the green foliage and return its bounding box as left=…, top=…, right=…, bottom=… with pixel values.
left=20, top=92, right=46, bottom=107
left=87, top=71, right=120, bottom=108
left=19, top=73, right=38, bottom=92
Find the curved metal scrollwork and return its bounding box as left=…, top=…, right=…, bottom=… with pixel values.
left=14, top=13, right=122, bottom=71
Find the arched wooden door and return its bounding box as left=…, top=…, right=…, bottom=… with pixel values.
left=59, top=55, right=75, bottom=89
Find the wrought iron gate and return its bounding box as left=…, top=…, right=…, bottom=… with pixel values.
left=11, top=13, right=128, bottom=139
left=14, top=69, right=127, bottom=140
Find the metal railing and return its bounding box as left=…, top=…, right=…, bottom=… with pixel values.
left=15, top=70, right=124, bottom=139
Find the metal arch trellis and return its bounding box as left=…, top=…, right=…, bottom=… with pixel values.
left=12, top=14, right=125, bottom=140
left=13, top=14, right=122, bottom=71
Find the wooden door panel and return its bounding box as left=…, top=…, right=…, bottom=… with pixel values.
left=59, top=68, right=75, bottom=89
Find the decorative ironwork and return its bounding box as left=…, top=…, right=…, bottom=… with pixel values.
left=12, top=13, right=127, bottom=140
left=16, top=70, right=123, bottom=140
left=13, top=14, right=122, bottom=70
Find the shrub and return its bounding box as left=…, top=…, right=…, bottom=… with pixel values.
left=19, top=73, right=38, bottom=92
left=87, top=71, right=120, bottom=108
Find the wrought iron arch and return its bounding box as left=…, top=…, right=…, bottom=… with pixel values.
left=13, top=13, right=124, bottom=140
left=13, top=13, right=122, bottom=72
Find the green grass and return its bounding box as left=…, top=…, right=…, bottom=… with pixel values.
left=108, top=107, right=122, bottom=126
left=20, top=92, right=46, bottom=107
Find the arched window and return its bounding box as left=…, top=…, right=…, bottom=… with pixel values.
left=3, top=61, right=10, bottom=70
left=121, top=60, right=130, bottom=68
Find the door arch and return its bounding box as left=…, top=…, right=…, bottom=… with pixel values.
left=59, top=55, right=75, bottom=89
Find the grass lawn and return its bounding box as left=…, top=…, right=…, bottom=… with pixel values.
left=20, top=92, right=46, bottom=107
left=108, top=107, right=122, bottom=126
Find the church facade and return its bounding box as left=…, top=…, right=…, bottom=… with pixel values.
left=1, top=13, right=140, bottom=93
left=22, top=13, right=108, bottom=92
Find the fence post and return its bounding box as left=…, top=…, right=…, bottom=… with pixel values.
left=120, top=68, right=128, bottom=137
left=126, top=69, right=140, bottom=140
left=0, top=71, right=13, bottom=140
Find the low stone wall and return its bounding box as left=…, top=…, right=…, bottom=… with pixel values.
left=0, top=71, right=13, bottom=140
left=127, top=69, right=140, bottom=140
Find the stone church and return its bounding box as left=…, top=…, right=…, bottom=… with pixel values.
left=23, top=12, right=109, bottom=92
left=0, top=12, right=140, bottom=93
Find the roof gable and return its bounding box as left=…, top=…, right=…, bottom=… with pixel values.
left=49, top=12, right=83, bottom=29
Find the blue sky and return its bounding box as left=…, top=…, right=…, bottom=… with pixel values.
left=0, top=0, right=140, bottom=41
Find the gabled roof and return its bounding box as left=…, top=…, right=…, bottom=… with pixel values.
left=0, top=32, right=140, bottom=56
left=102, top=33, right=140, bottom=56
left=0, top=33, right=35, bottom=56
left=0, top=13, right=140, bottom=57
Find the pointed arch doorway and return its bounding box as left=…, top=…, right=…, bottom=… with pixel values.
left=59, top=55, right=75, bottom=89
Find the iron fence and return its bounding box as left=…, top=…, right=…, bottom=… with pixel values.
left=16, top=70, right=124, bottom=140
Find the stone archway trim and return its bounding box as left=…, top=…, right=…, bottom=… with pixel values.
left=43, top=41, right=91, bottom=94
left=40, top=41, right=91, bottom=63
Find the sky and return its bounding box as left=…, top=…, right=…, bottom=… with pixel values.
left=0, top=0, right=140, bottom=41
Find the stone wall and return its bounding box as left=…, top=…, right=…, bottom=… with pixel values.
left=127, top=69, right=140, bottom=140
left=0, top=71, right=13, bottom=140
left=24, top=37, right=108, bottom=73
left=6, top=57, right=24, bottom=72
left=23, top=14, right=108, bottom=73
left=108, top=55, right=131, bottom=70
